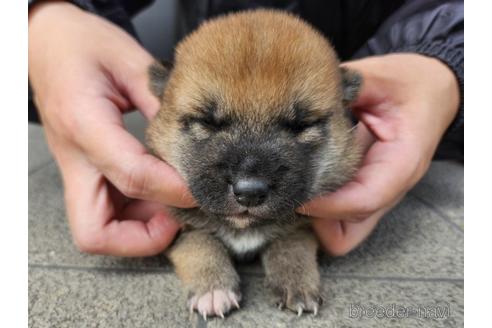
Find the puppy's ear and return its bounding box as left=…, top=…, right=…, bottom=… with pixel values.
left=148, top=59, right=173, bottom=101
left=340, top=67, right=362, bottom=105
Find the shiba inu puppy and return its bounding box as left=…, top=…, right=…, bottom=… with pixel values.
left=146, top=9, right=361, bottom=319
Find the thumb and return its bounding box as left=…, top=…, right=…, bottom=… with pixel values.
left=125, top=61, right=161, bottom=120
left=342, top=59, right=387, bottom=110
left=105, top=45, right=161, bottom=120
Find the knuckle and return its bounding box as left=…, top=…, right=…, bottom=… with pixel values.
left=415, top=158, right=431, bottom=180
left=58, top=111, right=85, bottom=143
left=401, top=150, right=428, bottom=184
left=73, top=231, right=106, bottom=254
left=349, top=213, right=369, bottom=223
left=354, top=197, right=381, bottom=218
left=38, top=99, right=78, bottom=140
left=48, top=114, right=82, bottom=145
left=60, top=115, right=80, bottom=140
left=50, top=96, right=76, bottom=124
left=118, top=164, right=148, bottom=199
left=147, top=242, right=167, bottom=256
left=317, top=224, right=355, bottom=257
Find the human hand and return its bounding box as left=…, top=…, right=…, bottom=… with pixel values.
left=298, top=54, right=460, bottom=256
left=29, top=2, right=195, bottom=256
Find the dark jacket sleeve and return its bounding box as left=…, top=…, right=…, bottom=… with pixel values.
left=353, top=0, right=463, bottom=160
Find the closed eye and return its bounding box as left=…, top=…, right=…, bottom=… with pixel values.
left=180, top=114, right=231, bottom=132
left=280, top=117, right=327, bottom=134
left=191, top=101, right=230, bottom=131
left=197, top=115, right=230, bottom=131
left=193, top=114, right=230, bottom=131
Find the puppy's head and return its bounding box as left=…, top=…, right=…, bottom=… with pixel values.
left=147, top=10, right=361, bottom=229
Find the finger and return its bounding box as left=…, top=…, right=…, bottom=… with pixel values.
left=62, top=157, right=180, bottom=256
left=80, top=115, right=195, bottom=208
left=312, top=207, right=385, bottom=256
left=342, top=64, right=400, bottom=142
left=313, top=192, right=404, bottom=256
left=341, top=59, right=389, bottom=109
left=298, top=140, right=416, bottom=220
left=119, top=199, right=176, bottom=222
left=123, top=64, right=160, bottom=120
left=105, top=45, right=161, bottom=120
left=354, top=122, right=376, bottom=154
left=103, top=209, right=180, bottom=256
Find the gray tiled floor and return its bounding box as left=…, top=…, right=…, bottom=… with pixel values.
left=411, top=161, right=464, bottom=231
left=28, top=121, right=464, bottom=327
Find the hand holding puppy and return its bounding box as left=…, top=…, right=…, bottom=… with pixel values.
left=300, top=54, right=460, bottom=256
left=28, top=2, right=195, bottom=256
left=29, top=2, right=459, bottom=263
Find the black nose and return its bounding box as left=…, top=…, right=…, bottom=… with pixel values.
left=233, top=178, right=269, bottom=207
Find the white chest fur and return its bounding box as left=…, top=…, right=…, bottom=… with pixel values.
left=220, top=231, right=267, bottom=256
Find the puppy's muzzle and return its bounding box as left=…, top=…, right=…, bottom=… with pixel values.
left=233, top=178, right=269, bottom=207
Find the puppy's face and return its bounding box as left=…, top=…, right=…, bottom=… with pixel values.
left=147, top=10, right=361, bottom=229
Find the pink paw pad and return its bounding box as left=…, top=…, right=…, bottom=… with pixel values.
left=188, top=289, right=241, bottom=320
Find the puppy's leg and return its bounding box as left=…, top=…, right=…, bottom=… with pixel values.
left=167, top=230, right=240, bottom=319
left=262, top=228, right=321, bottom=315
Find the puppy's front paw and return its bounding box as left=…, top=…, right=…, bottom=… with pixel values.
left=274, top=286, right=322, bottom=316
left=188, top=289, right=241, bottom=319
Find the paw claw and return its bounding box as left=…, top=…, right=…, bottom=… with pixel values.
left=188, top=289, right=241, bottom=318
left=273, top=288, right=322, bottom=316
left=188, top=296, right=198, bottom=314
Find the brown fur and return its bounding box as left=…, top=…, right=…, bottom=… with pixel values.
left=262, top=228, right=321, bottom=313
left=166, top=230, right=240, bottom=297
left=147, top=10, right=359, bottom=180
left=146, top=10, right=362, bottom=318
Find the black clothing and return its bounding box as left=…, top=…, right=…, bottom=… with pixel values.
left=28, top=0, right=464, bottom=159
